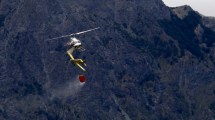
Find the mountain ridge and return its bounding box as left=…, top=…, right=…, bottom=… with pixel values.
left=0, top=0, right=215, bottom=119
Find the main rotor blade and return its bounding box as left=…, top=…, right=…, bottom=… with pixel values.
left=45, top=27, right=100, bottom=41
left=74, top=27, right=100, bottom=35
left=46, top=34, right=72, bottom=41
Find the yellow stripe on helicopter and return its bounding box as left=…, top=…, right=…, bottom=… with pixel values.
left=67, top=51, right=86, bottom=72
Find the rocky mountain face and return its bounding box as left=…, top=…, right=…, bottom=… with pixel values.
left=0, top=0, right=215, bottom=120
left=202, top=17, right=215, bottom=31
left=172, top=5, right=215, bottom=32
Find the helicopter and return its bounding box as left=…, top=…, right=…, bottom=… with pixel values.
left=46, top=27, right=100, bottom=82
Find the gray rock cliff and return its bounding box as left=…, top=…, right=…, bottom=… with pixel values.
left=0, top=0, right=215, bottom=120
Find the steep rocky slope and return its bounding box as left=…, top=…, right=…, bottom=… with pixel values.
left=202, top=17, right=215, bottom=31
left=0, top=0, right=215, bottom=120
left=172, top=5, right=215, bottom=31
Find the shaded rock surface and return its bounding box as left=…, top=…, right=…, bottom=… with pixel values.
left=172, top=5, right=215, bottom=32
left=0, top=0, right=215, bottom=120
left=202, top=17, right=215, bottom=31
